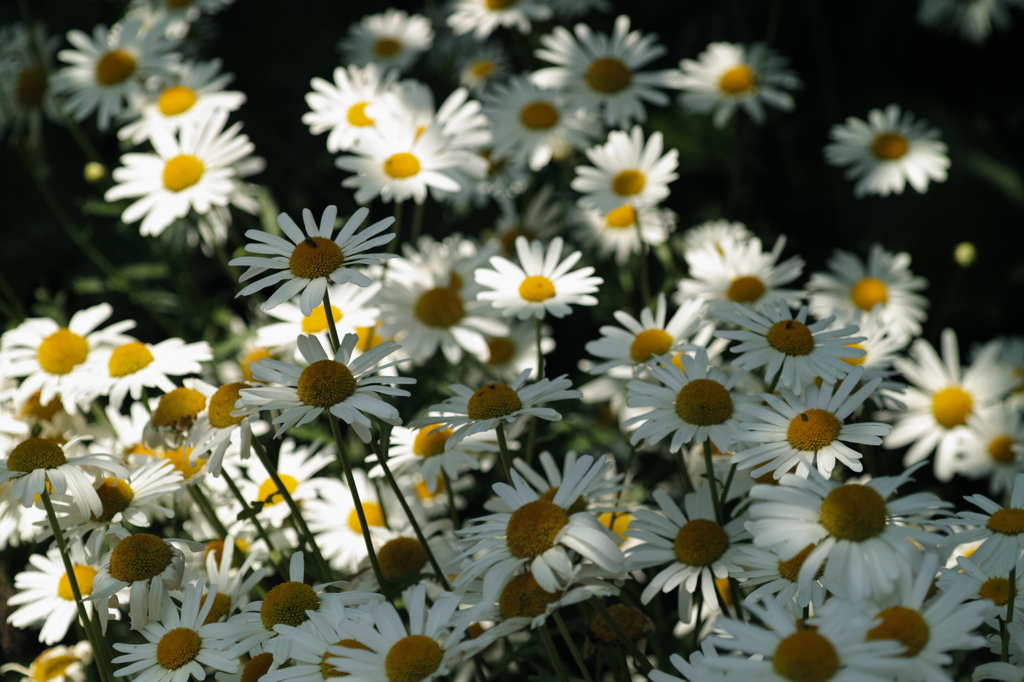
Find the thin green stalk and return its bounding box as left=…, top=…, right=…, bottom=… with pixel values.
left=1004, top=566, right=1018, bottom=661
left=187, top=484, right=229, bottom=540
left=589, top=597, right=654, bottom=674
left=634, top=213, right=650, bottom=306
left=496, top=422, right=513, bottom=483
left=553, top=611, right=593, bottom=682
left=389, top=201, right=404, bottom=254
left=221, top=472, right=286, bottom=577
left=323, top=290, right=341, bottom=354
left=703, top=438, right=724, bottom=525
left=538, top=623, right=571, bottom=682
left=441, top=469, right=460, bottom=530
left=410, top=200, right=425, bottom=244
left=534, top=316, right=544, bottom=378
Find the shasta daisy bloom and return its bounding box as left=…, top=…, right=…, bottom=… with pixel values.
left=458, top=46, right=509, bottom=93
left=51, top=17, right=179, bottom=130
left=86, top=337, right=212, bottom=410
left=574, top=202, right=676, bottom=265
left=261, top=605, right=378, bottom=682
left=366, top=422, right=495, bottom=495
left=234, top=437, right=334, bottom=528
left=532, top=15, right=686, bottom=128
left=731, top=543, right=830, bottom=608
left=937, top=553, right=1022, bottom=624
left=0, top=642, right=93, bottom=682
left=917, top=0, right=1013, bottom=43
left=715, top=303, right=865, bottom=395
left=680, top=219, right=753, bottom=257
left=475, top=236, right=602, bottom=320
left=230, top=204, right=396, bottom=317
left=198, top=535, right=267, bottom=625
left=572, top=125, right=679, bottom=214
left=303, top=63, right=399, bottom=153
left=0, top=23, right=61, bottom=145
left=945, top=473, right=1024, bottom=574
left=480, top=321, right=555, bottom=381
left=883, top=328, right=1016, bottom=480
left=955, top=404, right=1024, bottom=494
left=825, top=104, right=950, bottom=197
left=303, top=474, right=394, bottom=573
left=339, top=9, right=433, bottom=72
left=6, top=543, right=101, bottom=644
left=678, top=42, right=800, bottom=129
left=238, top=333, right=412, bottom=442
left=447, top=0, right=552, bottom=40
left=501, top=450, right=624, bottom=516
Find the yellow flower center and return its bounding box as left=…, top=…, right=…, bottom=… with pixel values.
left=819, top=484, right=887, bottom=542
left=486, top=0, right=518, bottom=8
left=589, top=603, right=649, bottom=644
left=718, top=65, right=756, bottom=94
left=256, top=473, right=299, bottom=507
left=630, top=329, right=673, bottom=363
left=356, top=324, right=389, bottom=353
left=7, top=437, right=66, bottom=472
left=518, top=275, right=556, bottom=302
left=673, top=518, right=729, bottom=566
left=604, top=204, right=636, bottom=229
left=786, top=409, right=842, bottom=452
left=383, top=152, right=421, bottom=179
left=866, top=605, right=929, bottom=658
left=989, top=435, right=1017, bottom=464
left=204, top=539, right=246, bottom=566
left=415, top=476, right=445, bottom=501
left=157, top=85, right=198, bottom=116
left=288, top=237, right=344, bottom=280
left=931, top=386, right=973, bottom=429
left=611, top=169, right=646, bottom=197
left=16, top=66, right=47, bottom=107
left=378, top=537, right=429, bottom=581
left=584, top=57, right=632, bottom=94
left=155, top=627, right=201, bottom=670
left=766, top=319, right=815, bottom=356
left=674, top=378, right=733, bottom=426
left=241, top=653, right=275, bottom=682
left=499, top=571, right=560, bottom=619
left=519, top=101, right=560, bottom=130
left=415, top=287, right=465, bottom=328
left=302, top=305, right=343, bottom=334
left=413, top=425, right=452, bottom=457
left=57, top=565, right=97, bottom=600
left=109, top=533, right=173, bottom=583
left=166, top=0, right=196, bottom=8
left=20, top=392, right=63, bottom=421
left=777, top=543, right=822, bottom=582
left=980, top=577, right=1010, bottom=605
left=988, top=508, right=1024, bottom=536
left=95, top=49, right=137, bottom=86
left=296, top=359, right=357, bottom=408
left=163, top=446, right=204, bottom=480
left=208, top=382, right=249, bottom=429
left=93, top=477, right=135, bottom=522
left=486, top=337, right=516, bottom=366
left=241, top=347, right=274, bottom=382
left=162, top=154, right=205, bottom=192
left=347, top=501, right=386, bottom=533
left=506, top=500, right=568, bottom=558
left=598, top=512, right=631, bottom=542
left=466, top=382, right=523, bottom=420
left=373, top=38, right=402, bottom=57
left=727, top=275, right=767, bottom=303
left=385, top=635, right=442, bottom=682
left=347, top=101, right=374, bottom=127
left=842, top=343, right=867, bottom=367
left=201, top=592, right=232, bottom=625
left=849, top=277, right=888, bottom=311
left=37, top=328, right=89, bottom=375
left=321, top=639, right=371, bottom=678
left=871, top=133, right=909, bottom=161
left=469, top=60, right=495, bottom=79
left=152, top=387, right=207, bottom=430
left=538, top=486, right=587, bottom=515
left=772, top=630, right=840, bottom=682
left=260, top=581, right=320, bottom=629
left=31, top=654, right=78, bottom=682
left=108, top=342, right=155, bottom=377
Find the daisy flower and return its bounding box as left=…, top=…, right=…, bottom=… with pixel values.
left=304, top=474, right=393, bottom=573
left=234, top=437, right=334, bottom=528
left=51, top=17, right=179, bottom=130
left=807, top=243, right=929, bottom=342
left=731, top=543, right=830, bottom=608
left=303, top=63, right=399, bottom=153
left=85, top=337, right=212, bottom=410
left=261, top=605, right=378, bottom=682
left=824, top=104, right=950, bottom=198
left=105, top=109, right=262, bottom=238
left=230, top=205, right=396, bottom=317
left=129, top=0, right=236, bottom=38
left=680, top=219, right=753, bottom=257
left=339, top=9, right=433, bottom=72
left=938, top=553, right=1021, bottom=623
left=714, top=303, right=865, bottom=395
left=198, top=535, right=267, bottom=625
left=574, top=202, right=676, bottom=265
left=955, top=404, right=1024, bottom=495
left=184, top=380, right=265, bottom=476
left=366, top=422, right=495, bottom=495
left=480, top=321, right=555, bottom=381
left=678, top=42, right=800, bottom=129
left=734, top=367, right=892, bottom=479
left=917, top=0, right=1014, bottom=42
left=572, top=125, right=679, bottom=214
left=447, top=0, right=552, bottom=40
left=6, top=543, right=100, bottom=645
left=946, top=473, right=1024, bottom=573
left=883, top=328, right=1015, bottom=480
left=491, top=184, right=564, bottom=256
left=532, top=15, right=685, bottom=128
left=458, top=45, right=509, bottom=93
left=0, top=642, right=92, bottom=682
left=0, top=23, right=61, bottom=145
left=499, top=450, right=624, bottom=516
left=475, top=236, right=603, bottom=320
left=412, top=369, right=581, bottom=450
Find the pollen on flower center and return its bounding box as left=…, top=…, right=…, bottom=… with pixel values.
left=57, top=565, right=98, bottom=600
left=674, top=378, right=733, bottom=426
left=718, top=65, right=756, bottom=94
left=520, top=101, right=560, bottom=130
left=208, top=382, right=249, bottom=429
left=766, top=319, right=815, bottom=356
left=242, top=347, right=274, bottom=382
left=486, top=337, right=516, bottom=366
left=772, top=630, right=839, bottom=682
left=506, top=500, right=568, bottom=558
left=20, top=392, right=62, bottom=421
left=630, top=329, right=673, bottom=363
left=260, top=581, right=320, bottom=629
left=378, top=537, right=429, bottom=580
left=931, top=386, right=973, bottom=429
left=871, top=132, right=909, bottom=161
left=538, top=486, right=587, bottom=515
left=383, top=152, right=421, bottom=179
left=95, top=49, right=137, bottom=86
left=7, top=437, right=66, bottom=472
left=288, top=237, right=344, bottom=280
left=673, top=518, right=729, bottom=566
left=347, top=501, right=386, bottom=533
left=819, top=484, right=887, bottom=542
left=605, top=204, right=636, bottom=229
left=303, top=305, right=343, bottom=334
left=413, top=425, right=452, bottom=457
left=108, top=342, right=154, bottom=377
left=322, top=638, right=371, bottom=678
left=987, top=508, right=1024, bottom=536
left=156, top=627, right=201, bottom=670
left=469, top=60, right=495, bottom=79
left=201, top=592, right=231, bottom=625
left=256, top=473, right=299, bottom=507
left=152, top=387, right=207, bottom=430
left=866, top=605, right=929, bottom=658
left=385, top=634, right=442, bottom=682
left=163, top=154, right=205, bottom=192
left=777, top=543, right=823, bottom=583
left=611, top=169, right=646, bottom=197
left=347, top=101, right=374, bottom=127
left=163, top=446, right=204, bottom=480
left=486, top=0, right=518, bottom=8
left=37, top=328, right=89, bottom=375
left=589, top=603, right=650, bottom=644
left=518, top=275, right=556, bottom=302
left=16, top=66, right=47, bottom=107
left=415, top=287, right=465, bottom=328
left=31, top=653, right=78, bottom=682
left=499, top=571, right=560, bottom=619
left=585, top=56, right=632, bottom=94
left=296, top=359, right=357, bottom=408
left=980, top=577, right=1010, bottom=605
left=727, top=275, right=767, bottom=303
left=109, top=533, right=173, bottom=583
left=93, top=477, right=135, bottom=522
left=373, top=37, right=402, bottom=57
left=849, top=276, right=889, bottom=311
left=989, top=435, right=1017, bottom=463
left=241, top=653, right=275, bottom=682
left=842, top=343, right=867, bottom=367
left=158, top=85, right=198, bottom=116
left=466, top=382, right=523, bottom=420
left=787, top=409, right=842, bottom=452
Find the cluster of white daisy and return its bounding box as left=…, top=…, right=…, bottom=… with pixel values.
left=1, top=3, right=1023, bottom=682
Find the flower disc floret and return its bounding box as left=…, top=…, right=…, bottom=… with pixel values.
left=506, top=500, right=568, bottom=558
left=347, top=102, right=373, bottom=127
left=94, top=477, right=135, bottom=522
left=850, top=277, right=888, bottom=311
left=987, top=508, right=1024, bottom=536
left=152, top=388, right=207, bottom=429
left=413, top=425, right=452, bottom=457
left=819, top=484, right=886, bottom=542
left=32, top=654, right=78, bottom=682
left=260, top=581, right=320, bottom=629
left=108, top=342, right=155, bottom=377
left=322, top=639, right=370, bottom=678
left=589, top=604, right=648, bottom=644
left=486, top=0, right=518, bottom=8
left=772, top=630, right=839, bottom=682
left=605, top=204, right=635, bottom=229
left=499, top=572, right=559, bottom=619
left=486, top=337, right=516, bottom=365
left=931, top=386, right=973, bottom=429
left=674, top=379, right=733, bottom=426
left=777, top=544, right=821, bottom=583
left=980, top=577, right=1010, bottom=605
left=37, top=328, right=88, bottom=375
left=7, top=437, right=66, bottom=471
left=256, top=473, right=298, bottom=507
left=786, top=410, right=842, bottom=452
left=415, top=288, right=465, bottom=328
left=110, top=533, right=173, bottom=583
left=156, top=627, right=202, bottom=670
left=383, top=153, right=421, bottom=179
left=871, top=133, right=909, bottom=161
left=585, top=57, right=632, bottom=94
left=303, top=306, right=342, bottom=334
left=163, top=154, right=205, bottom=192
left=289, top=237, right=344, bottom=280
left=373, top=38, right=401, bottom=57
left=520, top=101, right=559, bottom=130
left=718, top=65, right=756, bottom=94
left=673, top=518, right=729, bottom=566
left=385, top=635, right=442, bottom=682
left=157, top=85, right=197, bottom=116
left=95, top=49, right=137, bottom=85
left=347, top=502, right=385, bottom=533
left=241, top=653, right=275, bottom=682
left=518, top=275, right=556, bottom=302
left=208, top=382, right=249, bottom=429
left=611, top=169, right=645, bottom=196
left=727, top=275, right=766, bottom=303
left=630, top=329, right=673, bottom=363
left=57, top=565, right=97, bottom=600
left=538, top=487, right=586, bottom=515
left=467, top=383, right=522, bottom=420
left=163, top=446, right=203, bottom=480
left=296, top=360, right=356, bottom=408
left=201, top=592, right=231, bottom=625
left=766, top=319, right=814, bottom=356
left=866, top=606, right=929, bottom=657
left=378, top=537, right=429, bottom=580
left=989, top=436, right=1016, bottom=463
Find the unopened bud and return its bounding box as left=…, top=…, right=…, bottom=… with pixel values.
left=84, top=161, right=106, bottom=183
left=954, top=241, right=976, bottom=268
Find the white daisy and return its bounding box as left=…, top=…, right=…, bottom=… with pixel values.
left=447, top=0, right=552, bottom=40
left=85, top=337, right=212, bottom=410
left=825, top=104, right=950, bottom=197
left=303, top=473, right=393, bottom=574
left=234, top=437, right=335, bottom=529
left=366, top=422, right=496, bottom=495
left=128, top=0, right=235, bottom=38
left=458, top=45, right=509, bottom=94
left=0, top=23, right=61, bottom=145
left=339, top=9, right=433, bottom=72
left=571, top=125, right=679, bottom=214
left=731, top=543, right=830, bottom=609
left=303, top=63, right=399, bottom=153
left=956, top=403, right=1024, bottom=495
left=945, top=473, right=1024, bottom=574
left=479, top=321, right=555, bottom=381
left=0, top=642, right=93, bottom=682
left=261, top=605, right=377, bottom=682
left=574, top=202, right=676, bottom=265
left=937, top=553, right=1021, bottom=625
left=680, top=219, right=752, bottom=257
left=917, top=0, right=1014, bottom=42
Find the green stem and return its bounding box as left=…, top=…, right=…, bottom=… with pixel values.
left=496, top=423, right=513, bottom=483
left=221, top=471, right=285, bottom=576
left=703, top=439, right=724, bottom=525
left=1004, top=565, right=1018, bottom=661
left=538, top=624, right=571, bottom=682
left=534, top=316, right=544, bottom=378
left=589, top=597, right=653, bottom=673
left=323, top=290, right=341, bottom=354
left=187, top=484, right=229, bottom=541
left=553, top=611, right=593, bottom=682
left=441, top=469, right=460, bottom=531
left=634, top=212, right=650, bottom=306
left=410, top=200, right=425, bottom=244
